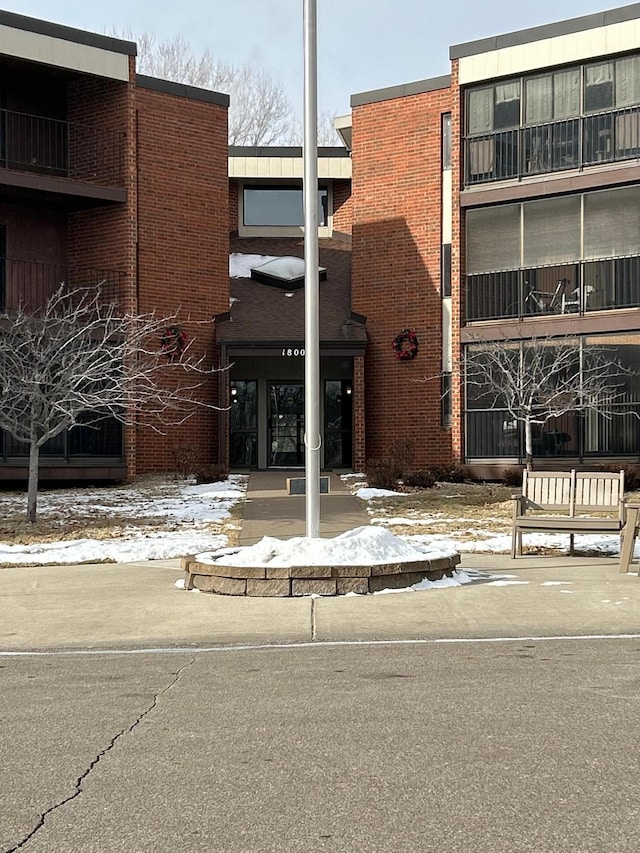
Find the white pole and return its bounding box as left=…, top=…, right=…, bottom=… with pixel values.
left=303, top=0, right=320, bottom=537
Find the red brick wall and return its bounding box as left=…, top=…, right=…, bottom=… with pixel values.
left=332, top=179, right=352, bottom=235
left=351, top=86, right=454, bottom=470
left=133, top=85, right=229, bottom=474
left=67, top=71, right=140, bottom=476
left=229, top=180, right=239, bottom=234
left=66, top=73, right=136, bottom=315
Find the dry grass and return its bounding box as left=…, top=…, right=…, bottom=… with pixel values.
left=361, top=481, right=515, bottom=538
left=2, top=477, right=637, bottom=551
left=0, top=474, right=243, bottom=548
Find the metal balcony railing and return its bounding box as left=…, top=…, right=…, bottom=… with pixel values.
left=0, top=109, right=125, bottom=188
left=464, top=105, right=640, bottom=186
left=0, top=257, right=125, bottom=312
left=465, top=256, right=640, bottom=322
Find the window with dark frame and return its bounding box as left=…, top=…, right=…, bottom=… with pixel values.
left=441, top=243, right=451, bottom=298
left=0, top=225, right=5, bottom=309
left=243, top=185, right=328, bottom=227
left=441, top=372, right=452, bottom=428
left=442, top=113, right=451, bottom=169
left=465, top=51, right=640, bottom=184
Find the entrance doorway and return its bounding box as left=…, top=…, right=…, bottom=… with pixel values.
left=269, top=383, right=304, bottom=467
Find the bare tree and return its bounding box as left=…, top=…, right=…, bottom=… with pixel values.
left=464, top=336, right=633, bottom=470
left=128, top=31, right=340, bottom=146
left=130, top=32, right=294, bottom=145
left=285, top=110, right=341, bottom=145
left=0, top=286, right=220, bottom=521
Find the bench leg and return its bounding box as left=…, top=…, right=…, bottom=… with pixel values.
left=619, top=506, right=640, bottom=574
left=511, top=528, right=523, bottom=558
left=184, top=570, right=194, bottom=591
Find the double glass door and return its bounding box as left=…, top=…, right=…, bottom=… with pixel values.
left=269, top=383, right=304, bottom=467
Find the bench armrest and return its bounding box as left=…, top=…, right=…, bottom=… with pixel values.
left=511, top=494, right=527, bottom=517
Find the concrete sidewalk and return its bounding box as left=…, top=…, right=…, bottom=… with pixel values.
left=238, top=470, right=371, bottom=544
left=1, top=471, right=639, bottom=651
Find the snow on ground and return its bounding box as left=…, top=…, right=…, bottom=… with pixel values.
left=0, top=476, right=247, bottom=566
left=0, top=473, right=632, bottom=581
left=195, top=525, right=456, bottom=567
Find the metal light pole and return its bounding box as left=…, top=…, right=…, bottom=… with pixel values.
left=303, top=0, right=321, bottom=537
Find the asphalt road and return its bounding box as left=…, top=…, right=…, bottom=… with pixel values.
left=2, top=638, right=640, bottom=853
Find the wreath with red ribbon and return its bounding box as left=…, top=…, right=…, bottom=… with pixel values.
left=160, top=325, right=187, bottom=357
left=392, top=329, right=419, bottom=361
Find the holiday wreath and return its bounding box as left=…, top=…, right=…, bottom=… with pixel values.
left=160, top=324, right=187, bottom=357
left=392, top=328, right=419, bottom=361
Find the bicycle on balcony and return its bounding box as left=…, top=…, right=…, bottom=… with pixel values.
left=511, top=278, right=575, bottom=316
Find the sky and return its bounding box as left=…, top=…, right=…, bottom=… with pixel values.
left=0, top=0, right=621, bottom=115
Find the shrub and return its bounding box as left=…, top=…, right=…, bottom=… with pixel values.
left=502, top=466, right=524, bottom=487
left=171, top=443, right=203, bottom=480
left=365, top=457, right=398, bottom=491
left=403, top=469, right=436, bottom=489
left=429, top=463, right=468, bottom=483
left=193, top=463, right=230, bottom=485
left=389, top=438, right=414, bottom=479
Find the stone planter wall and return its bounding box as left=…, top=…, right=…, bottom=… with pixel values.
left=181, top=553, right=461, bottom=596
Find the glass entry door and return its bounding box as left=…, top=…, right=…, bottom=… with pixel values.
left=269, top=383, right=304, bottom=467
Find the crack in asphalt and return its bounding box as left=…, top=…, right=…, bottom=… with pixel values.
left=5, top=656, right=196, bottom=852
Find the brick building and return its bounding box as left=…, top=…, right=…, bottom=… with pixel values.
left=3, top=4, right=640, bottom=482
left=0, top=10, right=229, bottom=482
left=346, top=3, right=640, bottom=476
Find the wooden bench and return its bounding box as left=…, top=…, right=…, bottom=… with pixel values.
left=619, top=503, right=640, bottom=575
left=511, top=469, right=626, bottom=559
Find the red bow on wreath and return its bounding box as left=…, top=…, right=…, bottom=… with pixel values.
left=392, top=329, right=419, bottom=361
left=160, top=325, right=187, bottom=357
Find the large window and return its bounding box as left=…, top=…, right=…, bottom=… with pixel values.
left=465, top=334, right=640, bottom=460
left=243, top=186, right=328, bottom=227
left=465, top=52, right=640, bottom=184
left=465, top=187, right=640, bottom=320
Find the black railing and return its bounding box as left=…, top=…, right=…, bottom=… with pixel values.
left=465, top=407, right=640, bottom=460
left=466, top=256, right=640, bottom=321
left=465, top=105, right=640, bottom=185
left=0, top=257, right=125, bottom=312
left=0, top=109, right=125, bottom=187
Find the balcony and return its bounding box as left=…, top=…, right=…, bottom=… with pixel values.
left=465, top=106, right=640, bottom=186
left=0, top=109, right=125, bottom=190
left=466, top=256, right=640, bottom=322
left=0, top=257, right=125, bottom=313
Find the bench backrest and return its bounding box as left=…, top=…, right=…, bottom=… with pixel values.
left=521, top=469, right=624, bottom=517
left=574, top=470, right=624, bottom=519
left=522, top=470, right=574, bottom=512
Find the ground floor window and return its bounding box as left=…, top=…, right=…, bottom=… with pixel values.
left=0, top=415, right=124, bottom=462
left=464, top=333, right=640, bottom=461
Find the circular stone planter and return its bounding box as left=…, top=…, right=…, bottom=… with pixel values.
left=181, top=553, right=461, bottom=596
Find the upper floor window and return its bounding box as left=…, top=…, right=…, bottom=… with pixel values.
left=442, top=113, right=452, bottom=169
left=243, top=186, right=328, bottom=227
left=468, top=82, right=521, bottom=134
left=465, top=52, right=640, bottom=185
left=524, top=69, right=580, bottom=124
left=585, top=55, right=640, bottom=111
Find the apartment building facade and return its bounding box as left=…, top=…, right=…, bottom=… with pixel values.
left=350, top=3, right=640, bottom=476
left=0, top=10, right=229, bottom=482
left=3, top=4, right=640, bottom=482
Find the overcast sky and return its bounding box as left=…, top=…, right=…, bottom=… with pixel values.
left=2, top=1, right=620, bottom=115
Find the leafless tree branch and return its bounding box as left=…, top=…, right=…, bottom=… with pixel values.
left=0, top=286, right=223, bottom=520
